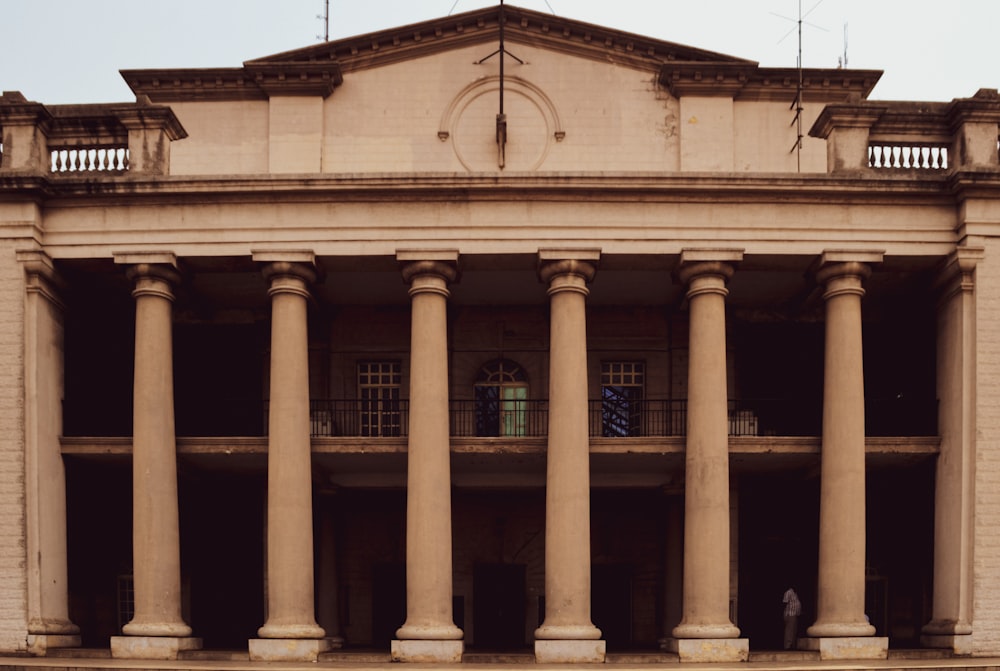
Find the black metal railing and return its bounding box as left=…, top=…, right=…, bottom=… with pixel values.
left=449, top=399, right=549, bottom=437
left=64, top=396, right=937, bottom=439
left=306, top=399, right=409, bottom=437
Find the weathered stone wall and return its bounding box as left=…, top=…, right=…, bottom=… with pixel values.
left=0, top=240, right=27, bottom=652
left=162, top=43, right=830, bottom=177
left=974, top=238, right=1000, bottom=655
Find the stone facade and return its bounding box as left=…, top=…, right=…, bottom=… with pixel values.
left=1, top=4, right=999, bottom=664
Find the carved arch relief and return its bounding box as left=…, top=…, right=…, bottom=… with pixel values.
left=438, top=75, right=565, bottom=172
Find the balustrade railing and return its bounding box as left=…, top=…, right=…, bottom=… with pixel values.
left=51, top=146, right=129, bottom=173
left=449, top=399, right=549, bottom=437
left=868, top=143, right=949, bottom=170
left=65, top=396, right=937, bottom=439
left=307, top=399, right=408, bottom=437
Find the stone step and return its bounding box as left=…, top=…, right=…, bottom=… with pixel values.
left=47, top=648, right=111, bottom=658
left=749, top=650, right=821, bottom=662
left=889, top=648, right=957, bottom=659
left=606, top=652, right=680, bottom=663
left=178, top=650, right=250, bottom=661
left=319, top=650, right=393, bottom=663
left=462, top=652, right=536, bottom=663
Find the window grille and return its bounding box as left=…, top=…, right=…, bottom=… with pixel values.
left=474, top=359, right=529, bottom=437
left=601, top=362, right=645, bottom=437
left=358, top=361, right=402, bottom=437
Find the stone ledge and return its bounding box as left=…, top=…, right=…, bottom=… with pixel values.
left=667, top=637, right=749, bottom=662
left=534, top=639, right=606, bottom=663
left=109, top=635, right=202, bottom=660
left=800, top=635, right=889, bottom=659
left=390, top=639, right=463, bottom=663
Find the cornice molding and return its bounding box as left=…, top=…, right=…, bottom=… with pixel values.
left=660, top=64, right=881, bottom=101
left=122, top=64, right=344, bottom=103
left=253, top=4, right=752, bottom=74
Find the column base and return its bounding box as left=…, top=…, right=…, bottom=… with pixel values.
left=110, top=635, right=203, bottom=660
left=248, top=637, right=331, bottom=661
left=27, top=634, right=81, bottom=655
left=667, top=637, right=748, bottom=662
left=799, top=636, right=888, bottom=660
left=921, top=634, right=972, bottom=655
left=391, top=639, right=464, bottom=663
left=534, top=639, right=606, bottom=663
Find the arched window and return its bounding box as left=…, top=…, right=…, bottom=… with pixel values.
left=474, top=359, right=528, bottom=437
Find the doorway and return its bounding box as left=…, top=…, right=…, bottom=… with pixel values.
left=372, top=563, right=406, bottom=648
left=473, top=563, right=526, bottom=649
left=593, top=564, right=633, bottom=650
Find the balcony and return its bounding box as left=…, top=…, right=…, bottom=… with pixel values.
left=63, top=396, right=937, bottom=440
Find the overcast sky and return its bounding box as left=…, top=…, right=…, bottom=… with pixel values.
left=3, top=0, right=997, bottom=105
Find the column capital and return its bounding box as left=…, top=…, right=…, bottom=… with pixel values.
left=253, top=250, right=318, bottom=286
left=537, top=249, right=600, bottom=286
left=814, top=250, right=882, bottom=300
left=675, top=249, right=742, bottom=302
left=397, top=250, right=459, bottom=287
left=114, top=252, right=181, bottom=300
left=934, top=246, right=985, bottom=302
left=814, top=250, right=883, bottom=281
left=17, top=250, right=65, bottom=308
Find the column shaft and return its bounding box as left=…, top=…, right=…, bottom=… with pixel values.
left=808, top=261, right=876, bottom=639
left=535, top=257, right=602, bottom=651
left=257, top=264, right=324, bottom=640
left=394, top=257, right=463, bottom=663
left=922, top=249, right=980, bottom=653
left=125, top=264, right=191, bottom=638
left=673, top=261, right=740, bottom=640
left=21, top=253, right=80, bottom=653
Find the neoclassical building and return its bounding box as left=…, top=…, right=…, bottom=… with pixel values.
left=1, top=4, right=999, bottom=666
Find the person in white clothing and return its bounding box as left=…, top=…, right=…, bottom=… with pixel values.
left=782, top=587, right=801, bottom=650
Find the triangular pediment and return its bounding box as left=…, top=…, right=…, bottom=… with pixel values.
left=249, top=4, right=754, bottom=73
left=122, top=4, right=879, bottom=103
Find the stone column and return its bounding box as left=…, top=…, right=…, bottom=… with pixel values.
left=533, top=249, right=605, bottom=664
left=669, top=249, right=747, bottom=662
left=804, top=250, right=886, bottom=660
left=110, top=253, right=200, bottom=660
left=249, top=251, right=328, bottom=662
left=392, top=250, right=464, bottom=663
left=921, top=247, right=982, bottom=654
left=19, top=251, right=80, bottom=655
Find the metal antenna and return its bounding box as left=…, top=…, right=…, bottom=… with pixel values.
left=476, top=0, right=524, bottom=169
left=316, top=0, right=330, bottom=41
left=772, top=0, right=827, bottom=172
left=842, top=23, right=848, bottom=68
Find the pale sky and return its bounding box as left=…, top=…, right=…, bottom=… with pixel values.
left=2, top=0, right=997, bottom=105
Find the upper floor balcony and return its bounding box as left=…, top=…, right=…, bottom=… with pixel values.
left=62, top=396, right=937, bottom=440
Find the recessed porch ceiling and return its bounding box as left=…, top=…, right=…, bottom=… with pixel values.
left=55, top=252, right=940, bottom=313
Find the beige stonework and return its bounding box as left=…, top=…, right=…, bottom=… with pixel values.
left=799, top=635, right=889, bottom=660
left=669, top=637, right=750, bottom=662
left=1, top=4, right=1000, bottom=662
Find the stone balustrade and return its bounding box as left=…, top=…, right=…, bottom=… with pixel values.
left=0, top=91, right=185, bottom=175
left=812, top=88, right=1000, bottom=173
left=51, top=146, right=129, bottom=173
left=868, top=143, right=949, bottom=170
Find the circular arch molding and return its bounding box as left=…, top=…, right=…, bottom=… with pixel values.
left=438, top=75, right=566, bottom=171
